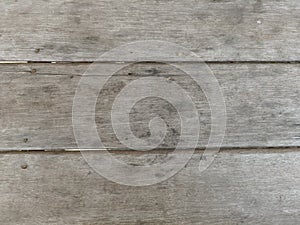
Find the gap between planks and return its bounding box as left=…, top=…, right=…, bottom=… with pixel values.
left=1, top=61, right=300, bottom=64
left=1, top=146, right=300, bottom=154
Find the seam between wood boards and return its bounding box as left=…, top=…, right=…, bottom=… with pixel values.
left=0, top=61, right=300, bottom=65
left=0, top=146, right=300, bottom=154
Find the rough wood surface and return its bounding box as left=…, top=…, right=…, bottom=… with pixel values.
left=0, top=149, right=299, bottom=224
left=0, top=63, right=299, bottom=150
left=0, top=0, right=299, bottom=61
left=1, top=0, right=299, bottom=223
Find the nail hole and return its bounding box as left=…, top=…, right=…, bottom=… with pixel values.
left=70, top=75, right=74, bottom=79
left=23, top=138, right=28, bottom=143
left=21, top=163, right=28, bottom=169
left=35, top=48, right=40, bottom=53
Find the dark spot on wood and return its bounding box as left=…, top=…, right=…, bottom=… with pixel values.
left=145, top=68, right=160, bottom=75
left=167, top=77, right=175, bottom=82
left=23, top=138, right=28, bottom=143
left=171, top=128, right=179, bottom=135
left=70, top=75, right=74, bottom=79
left=129, top=163, right=140, bottom=167
left=35, top=48, right=40, bottom=53
left=42, top=85, right=59, bottom=93
left=21, top=163, right=28, bottom=169
left=85, top=36, right=99, bottom=42
left=31, top=68, right=37, bottom=74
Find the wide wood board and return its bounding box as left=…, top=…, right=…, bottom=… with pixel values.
left=0, top=0, right=299, bottom=62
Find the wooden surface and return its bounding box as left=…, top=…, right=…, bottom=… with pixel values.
left=0, top=149, right=299, bottom=224
left=0, top=63, right=299, bottom=150
left=0, top=0, right=299, bottom=62
left=1, top=0, right=300, bottom=224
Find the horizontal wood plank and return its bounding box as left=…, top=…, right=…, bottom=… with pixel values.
left=0, top=149, right=299, bottom=224
left=0, top=0, right=299, bottom=61
left=0, top=63, right=300, bottom=150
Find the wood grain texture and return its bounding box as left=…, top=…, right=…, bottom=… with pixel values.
left=0, top=63, right=300, bottom=150
left=0, top=0, right=299, bottom=62
left=0, top=149, right=299, bottom=224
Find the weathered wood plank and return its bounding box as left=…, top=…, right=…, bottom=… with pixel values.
left=0, top=63, right=299, bottom=150
left=0, top=0, right=299, bottom=61
left=0, top=149, right=299, bottom=224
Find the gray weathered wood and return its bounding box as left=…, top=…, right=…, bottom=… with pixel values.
left=1, top=0, right=299, bottom=224
left=0, top=0, right=299, bottom=61
left=0, top=149, right=299, bottom=224
left=0, top=63, right=300, bottom=150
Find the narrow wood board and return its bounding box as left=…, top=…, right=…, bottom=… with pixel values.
left=0, top=149, right=299, bottom=224
left=0, top=63, right=299, bottom=150
left=0, top=0, right=299, bottom=61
